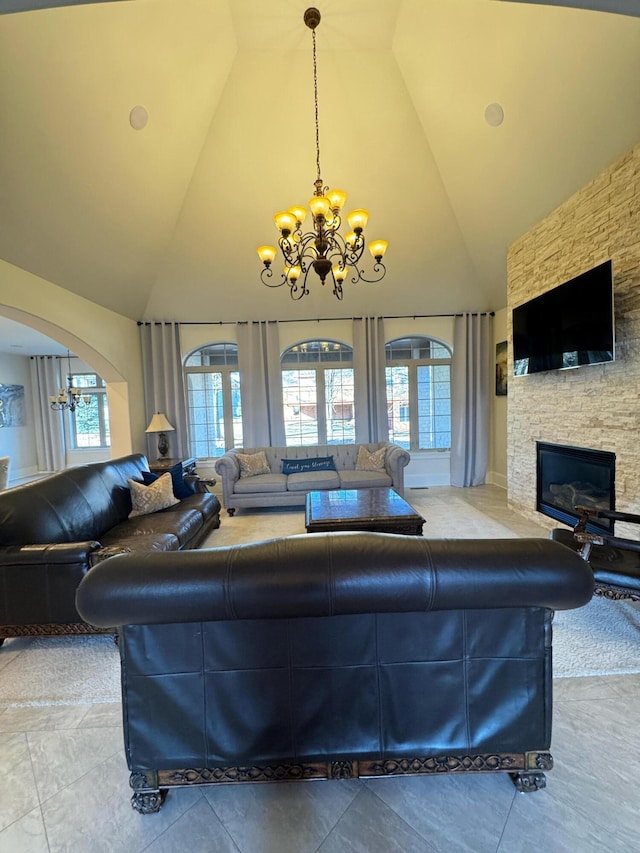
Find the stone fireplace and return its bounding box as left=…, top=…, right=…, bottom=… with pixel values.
left=536, top=442, right=615, bottom=534
left=506, top=142, right=640, bottom=534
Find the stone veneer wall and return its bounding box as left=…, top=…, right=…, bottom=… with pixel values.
left=507, top=142, right=640, bottom=535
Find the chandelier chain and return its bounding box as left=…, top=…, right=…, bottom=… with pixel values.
left=312, top=27, right=322, bottom=185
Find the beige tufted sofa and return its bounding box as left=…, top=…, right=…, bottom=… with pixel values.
left=214, top=442, right=410, bottom=515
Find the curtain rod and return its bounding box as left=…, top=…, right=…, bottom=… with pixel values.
left=137, top=312, right=495, bottom=326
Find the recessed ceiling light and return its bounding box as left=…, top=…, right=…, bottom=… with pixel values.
left=484, top=103, right=504, bottom=127
left=129, top=105, right=149, bottom=131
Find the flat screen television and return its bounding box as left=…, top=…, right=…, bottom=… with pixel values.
left=512, top=260, right=614, bottom=376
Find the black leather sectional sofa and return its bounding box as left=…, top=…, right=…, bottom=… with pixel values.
left=0, top=453, right=221, bottom=643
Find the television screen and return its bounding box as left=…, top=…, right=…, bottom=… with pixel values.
left=512, top=260, right=614, bottom=376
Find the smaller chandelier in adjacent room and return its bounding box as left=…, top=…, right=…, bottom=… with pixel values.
left=50, top=351, right=91, bottom=413
left=257, top=7, right=388, bottom=301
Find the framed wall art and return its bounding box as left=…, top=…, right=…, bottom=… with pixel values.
left=495, top=341, right=507, bottom=396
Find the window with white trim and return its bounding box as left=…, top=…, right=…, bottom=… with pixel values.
left=281, top=340, right=355, bottom=446
left=69, top=373, right=110, bottom=448
left=185, top=343, right=242, bottom=457
left=385, top=336, right=452, bottom=451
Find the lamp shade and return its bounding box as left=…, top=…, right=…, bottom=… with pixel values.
left=346, top=209, right=369, bottom=232
left=145, top=413, right=175, bottom=433
left=368, top=239, right=388, bottom=259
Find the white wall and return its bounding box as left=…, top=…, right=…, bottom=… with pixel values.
left=0, top=353, right=38, bottom=484
left=1, top=259, right=145, bottom=460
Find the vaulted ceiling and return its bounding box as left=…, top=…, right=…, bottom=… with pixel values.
left=1, top=0, right=639, bottom=325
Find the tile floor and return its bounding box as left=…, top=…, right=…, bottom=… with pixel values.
left=1, top=486, right=639, bottom=853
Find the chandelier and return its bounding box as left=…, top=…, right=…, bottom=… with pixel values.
left=50, top=351, right=91, bottom=413
left=257, top=7, right=388, bottom=301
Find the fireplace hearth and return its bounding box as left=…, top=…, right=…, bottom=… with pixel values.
left=536, top=442, right=615, bottom=534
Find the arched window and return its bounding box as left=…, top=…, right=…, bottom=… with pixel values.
left=184, top=343, right=242, bottom=457
left=281, top=340, right=354, bottom=446
left=385, top=336, right=452, bottom=451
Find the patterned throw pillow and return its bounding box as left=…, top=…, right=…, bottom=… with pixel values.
left=236, top=451, right=271, bottom=478
left=282, top=456, right=336, bottom=475
left=141, top=462, right=195, bottom=499
left=356, top=446, right=387, bottom=472
left=128, top=473, right=180, bottom=518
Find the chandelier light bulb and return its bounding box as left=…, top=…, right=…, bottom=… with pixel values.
left=369, top=239, right=388, bottom=260
left=287, top=265, right=301, bottom=283
left=308, top=195, right=331, bottom=219
left=346, top=209, right=369, bottom=233
left=257, top=245, right=277, bottom=265
left=288, top=205, right=307, bottom=225
left=333, top=264, right=349, bottom=283
left=326, top=188, right=347, bottom=212
left=274, top=211, right=297, bottom=234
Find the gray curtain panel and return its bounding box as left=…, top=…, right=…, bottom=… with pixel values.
left=29, top=356, right=66, bottom=472
left=236, top=321, right=285, bottom=447
left=450, top=313, right=492, bottom=487
left=353, top=316, right=389, bottom=444
left=139, top=322, right=189, bottom=460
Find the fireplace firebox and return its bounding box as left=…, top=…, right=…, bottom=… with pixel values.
left=536, top=442, right=615, bottom=534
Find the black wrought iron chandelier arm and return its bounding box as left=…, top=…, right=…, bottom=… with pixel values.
left=260, top=267, right=289, bottom=288
left=351, top=259, right=387, bottom=284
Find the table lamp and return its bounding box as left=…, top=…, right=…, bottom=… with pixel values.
left=145, top=412, right=175, bottom=458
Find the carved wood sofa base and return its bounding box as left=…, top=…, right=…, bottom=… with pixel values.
left=594, top=583, right=640, bottom=603
left=0, top=622, right=115, bottom=645
left=129, top=750, right=553, bottom=813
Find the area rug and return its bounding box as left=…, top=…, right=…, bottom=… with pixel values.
left=0, top=635, right=120, bottom=708
left=553, top=594, right=640, bottom=677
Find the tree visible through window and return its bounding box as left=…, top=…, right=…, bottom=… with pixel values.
left=70, top=373, right=110, bottom=448
left=185, top=343, right=242, bottom=457
left=281, top=341, right=355, bottom=446
left=385, top=337, right=452, bottom=451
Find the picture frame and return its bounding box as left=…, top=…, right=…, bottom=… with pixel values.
left=495, top=341, right=507, bottom=396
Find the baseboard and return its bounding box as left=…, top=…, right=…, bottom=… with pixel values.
left=405, top=473, right=450, bottom=488
left=488, top=471, right=507, bottom=490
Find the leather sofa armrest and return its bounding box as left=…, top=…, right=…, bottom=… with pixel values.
left=184, top=474, right=206, bottom=494
left=0, top=542, right=102, bottom=566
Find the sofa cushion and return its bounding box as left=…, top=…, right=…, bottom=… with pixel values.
left=282, top=456, right=336, bottom=475
left=234, top=473, right=288, bottom=494
left=141, top=463, right=195, bottom=500
left=356, top=445, right=387, bottom=471
left=175, top=492, right=221, bottom=523
left=128, top=474, right=179, bottom=518
left=287, top=470, right=341, bottom=491
left=90, top=533, right=180, bottom=565
left=237, top=451, right=271, bottom=478
left=339, top=470, right=393, bottom=490
left=109, top=507, right=204, bottom=549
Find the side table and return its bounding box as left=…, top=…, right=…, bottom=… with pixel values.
left=148, top=457, right=197, bottom=476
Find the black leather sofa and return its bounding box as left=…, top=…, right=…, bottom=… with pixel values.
left=76, top=533, right=593, bottom=812
left=0, top=453, right=221, bottom=643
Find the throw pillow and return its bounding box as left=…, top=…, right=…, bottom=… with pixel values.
left=128, top=473, right=180, bottom=518
left=356, top=446, right=387, bottom=472
left=282, top=456, right=336, bottom=475
left=142, top=462, right=194, bottom=499
left=236, top=451, right=271, bottom=478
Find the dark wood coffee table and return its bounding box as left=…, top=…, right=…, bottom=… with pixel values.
left=305, top=488, right=425, bottom=536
